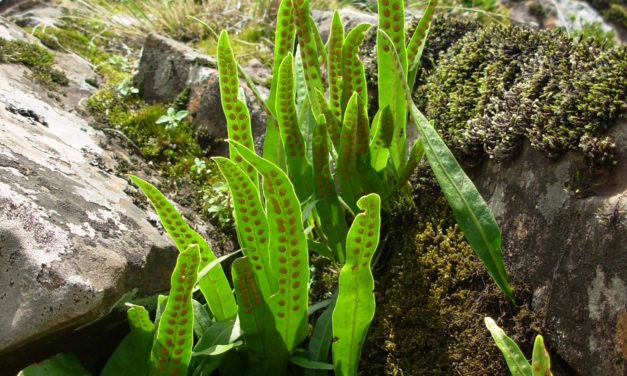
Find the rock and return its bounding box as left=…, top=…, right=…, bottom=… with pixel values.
left=7, top=5, right=61, bottom=28
left=503, top=0, right=616, bottom=36
left=134, top=32, right=267, bottom=156
left=0, top=17, right=225, bottom=374
left=471, top=121, right=627, bottom=375
left=312, top=8, right=378, bottom=43
left=312, top=7, right=417, bottom=43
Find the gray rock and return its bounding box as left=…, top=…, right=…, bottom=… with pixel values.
left=472, top=121, right=627, bottom=375
left=134, top=33, right=267, bottom=156
left=312, top=7, right=417, bottom=43
left=0, top=17, right=224, bottom=373
left=133, top=32, right=216, bottom=103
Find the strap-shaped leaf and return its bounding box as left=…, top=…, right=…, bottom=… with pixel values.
left=313, top=114, right=348, bottom=262
left=484, top=317, right=532, bottom=376
left=150, top=244, right=200, bottom=376
left=129, top=175, right=237, bottom=320
left=230, top=141, right=309, bottom=352
left=277, top=53, right=314, bottom=201
left=355, top=95, right=370, bottom=161
left=327, top=11, right=344, bottom=123
left=217, top=31, right=256, bottom=184
left=369, top=106, right=394, bottom=171
left=532, top=335, right=553, bottom=376
left=214, top=158, right=275, bottom=298
left=378, top=29, right=515, bottom=302
left=264, top=0, right=296, bottom=167
left=314, top=89, right=342, bottom=153
left=337, top=93, right=362, bottom=212
left=232, top=257, right=271, bottom=362
left=332, top=194, right=381, bottom=376
left=377, top=0, right=408, bottom=171
left=406, top=0, right=437, bottom=88
left=101, top=305, right=154, bottom=376
left=340, top=24, right=371, bottom=115
left=292, top=0, right=324, bottom=116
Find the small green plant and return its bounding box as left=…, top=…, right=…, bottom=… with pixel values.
left=484, top=317, right=553, bottom=376
left=191, top=157, right=210, bottom=175
left=156, top=107, right=189, bottom=130
left=117, top=77, right=139, bottom=97
left=202, top=181, right=233, bottom=226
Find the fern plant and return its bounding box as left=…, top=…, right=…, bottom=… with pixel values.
left=19, top=0, right=517, bottom=375
left=218, top=0, right=514, bottom=303
left=484, top=317, right=554, bottom=376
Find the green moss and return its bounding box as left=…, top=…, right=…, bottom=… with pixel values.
left=29, top=17, right=134, bottom=84
left=0, top=38, right=69, bottom=88
left=360, top=171, right=541, bottom=375
left=414, top=23, right=626, bottom=166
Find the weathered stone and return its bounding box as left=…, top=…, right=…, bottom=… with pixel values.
left=0, top=18, right=225, bottom=373
left=133, top=32, right=216, bottom=103
left=471, top=121, right=627, bottom=375
left=134, top=33, right=267, bottom=155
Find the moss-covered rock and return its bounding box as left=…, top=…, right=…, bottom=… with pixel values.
left=0, top=38, right=68, bottom=88
left=414, top=23, right=626, bottom=166
left=360, top=171, right=544, bottom=375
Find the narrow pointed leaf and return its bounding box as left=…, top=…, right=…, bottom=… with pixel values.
left=129, top=175, right=238, bottom=319
left=264, top=0, right=296, bottom=167
left=327, top=11, right=344, bottom=124
left=378, top=29, right=514, bottom=302
left=150, top=245, right=200, bottom=376
left=231, top=141, right=309, bottom=352
left=532, top=335, right=553, bottom=376
left=406, top=0, right=437, bottom=88
left=309, top=14, right=328, bottom=65
left=341, top=24, right=371, bottom=114
left=337, top=93, right=362, bottom=211
left=312, top=114, right=348, bottom=261
left=332, top=194, right=380, bottom=376
left=232, top=256, right=274, bottom=362
left=315, top=89, right=342, bottom=153
left=217, top=31, right=256, bottom=184
left=306, top=294, right=337, bottom=376
left=214, top=157, right=275, bottom=298
left=292, top=0, right=324, bottom=116
left=377, top=0, right=408, bottom=170
left=277, top=54, right=314, bottom=201
left=484, top=317, right=532, bottom=376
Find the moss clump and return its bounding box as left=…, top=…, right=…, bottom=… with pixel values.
left=414, top=24, right=626, bottom=166
left=361, top=16, right=481, bottom=117
left=0, top=38, right=69, bottom=88
left=360, top=171, right=542, bottom=375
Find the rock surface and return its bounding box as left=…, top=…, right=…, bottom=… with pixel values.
left=0, top=16, right=198, bottom=373
left=472, top=121, right=626, bottom=375
left=134, top=33, right=267, bottom=155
